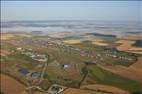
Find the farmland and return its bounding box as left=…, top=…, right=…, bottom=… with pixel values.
left=1, top=74, right=25, bottom=94
left=1, top=32, right=142, bottom=94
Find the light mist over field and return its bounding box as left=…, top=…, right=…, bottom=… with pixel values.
left=1, top=1, right=141, bottom=37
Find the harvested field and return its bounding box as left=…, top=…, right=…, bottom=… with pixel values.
left=1, top=50, right=11, bottom=56
left=116, top=40, right=135, bottom=51
left=128, top=47, right=142, bottom=51
left=99, top=56, right=142, bottom=84
left=1, top=33, right=32, bottom=40
left=92, top=41, right=108, bottom=46
left=64, top=38, right=109, bottom=46
left=116, top=39, right=142, bottom=54
left=81, top=84, right=129, bottom=94
left=0, top=74, right=26, bottom=94
left=127, top=51, right=142, bottom=54
left=63, top=39, right=82, bottom=44
left=116, top=40, right=142, bottom=52
left=1, top=33, right=15, bottom=40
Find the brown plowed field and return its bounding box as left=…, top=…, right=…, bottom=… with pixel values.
left=0, top=74, right=25, bottom=94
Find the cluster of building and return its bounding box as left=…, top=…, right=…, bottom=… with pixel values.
left=52, top=42, right=135, bottom=63
left=103, top=50, right=134, bottom=61
left=16, top=47, right=47, bottom=62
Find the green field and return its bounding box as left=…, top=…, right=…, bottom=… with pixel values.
left=43, top=49, right=85, bottom=88
left=3, top=52, right=39, bottom=69
left=132, top=40, right=142, bottom=47
left=87, top=65, right=142, bottom=93
left=85, top=33, right=118, bottom=43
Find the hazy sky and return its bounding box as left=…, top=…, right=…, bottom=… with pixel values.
left=1, top=1, right=142, bottom=21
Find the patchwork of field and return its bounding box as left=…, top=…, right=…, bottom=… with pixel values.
left=1, top=32, right=142, bottom=94
left=116, top=39, right=142, bottom=54
left=63, top=35, right=110, bottom=46
left=99, top=56, right=142, bottom=84
left=87, top=65, right=142, bottom=92
left=0, top=74, right=26, bottom=94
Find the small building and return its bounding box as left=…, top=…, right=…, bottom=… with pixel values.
left=63, top=64, right=70, bottom=69
left=48, top=86, right=63, bottom=94
left=16, top=47, right=24, bottom=52
left=31, top=54, right=47, bottom=62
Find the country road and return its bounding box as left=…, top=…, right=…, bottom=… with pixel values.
left=26, top=54, right=49, bottom=94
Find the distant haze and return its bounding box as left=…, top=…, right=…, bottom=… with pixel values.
left=1, top=1, right=142, bottom=21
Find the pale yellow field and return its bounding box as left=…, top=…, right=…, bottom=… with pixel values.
left=63, top=39, right=82, bottom=44
left=129, top=47, right=142, bottom=51
left=116, top=40, right=135, bottom=51
left=116, top=39, right=142, bottom=54
left=1, top=34, right=15, bottom=40
left=92, top=41, right=108, bottom=46
left=63, top=38, right=109, bottom=46
left=1, top=33, right=31, bottom=40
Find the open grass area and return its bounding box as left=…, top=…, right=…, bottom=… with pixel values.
left=132, top=40, right=142, bottom=47
left=2, top=51, right=40, bottom=70
left=39, top=79, right=51, bottom=90
left=87, top=65, right=142, bottom=93
left=73, top=40, right=101, bottom=51
left=43, top=48, right=86, bottom=88
left=85, top=33, right=118, bottom=43
left=43, top=72, right=80, bottom=88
